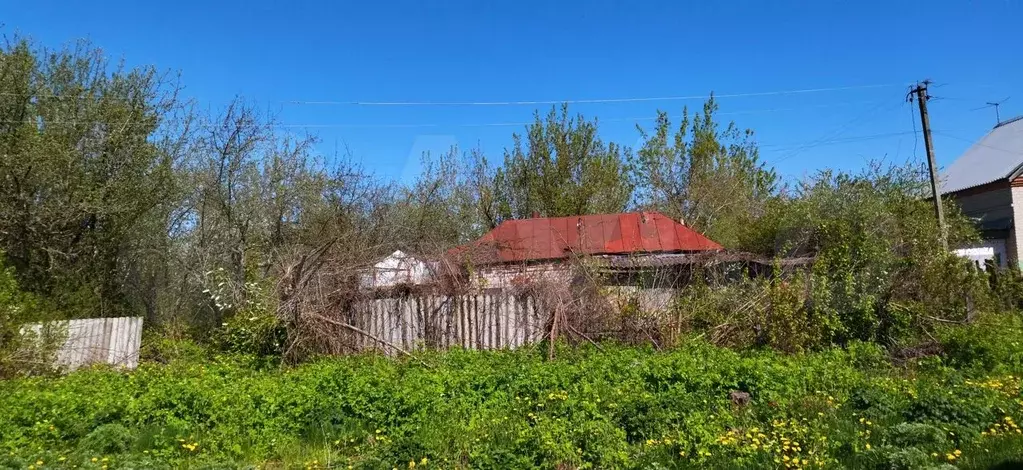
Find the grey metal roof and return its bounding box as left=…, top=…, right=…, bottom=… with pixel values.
left=941, top=116, right=1023, bottom=194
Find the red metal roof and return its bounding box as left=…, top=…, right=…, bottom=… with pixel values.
left=449, top=211, right=722, bottom=264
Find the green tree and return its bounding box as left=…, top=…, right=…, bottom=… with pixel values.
left=494, top=105, right=633, bottom=219
left=0, top=39, right=186, bottom=319
left=635, top=97, right=777, bottom=247
left=749, top=163, right=981, bottom=344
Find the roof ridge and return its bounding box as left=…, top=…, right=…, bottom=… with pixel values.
left=995, top=115, right=1023, bottom=129
left=504, top=210, right=668, bottom=222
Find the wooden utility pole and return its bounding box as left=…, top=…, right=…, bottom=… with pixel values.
left=910, top=80, right=948, bottom=251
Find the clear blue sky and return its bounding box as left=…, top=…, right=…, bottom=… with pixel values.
left=5, top=0, right=1021, bottom=184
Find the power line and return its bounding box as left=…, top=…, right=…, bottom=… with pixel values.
left=0, top=99, right=890, bottom=130
left=282, top=83, right=905, bottom=106
left=769, top=98, right=905, bottom=165
left=760, top=131, right=922, bottom=152
left=932, top=130, right=1022, bottom=155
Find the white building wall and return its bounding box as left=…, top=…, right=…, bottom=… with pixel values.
left=947, top=185, right=1018, bottom=268
left=473, top=263, right=574, bottom=290
left=953, top=241, right=1006, bottom=270
left=360, top=250, right=434, bottom=288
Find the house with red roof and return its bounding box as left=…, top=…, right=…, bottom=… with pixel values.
left=443, top=211, right=724, bottom=291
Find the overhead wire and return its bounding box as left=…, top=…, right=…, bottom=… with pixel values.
left=768, top=98, right=908, bottom=166
left=280, top=83, right=905, bottom=106
left=760, top=131, right=922, bottom=152
left=932, top=131, right=1022, bottom=155
left=0, top=99, right=891, bottom=130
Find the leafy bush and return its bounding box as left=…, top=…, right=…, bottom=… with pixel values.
left=0, top=252, right=58, bottom=377
left=79, top=424, right=136, bottom=454
left=669, top=163, right=1008, bottom=355
left=938, top=319, right=1023, bottom=372
left=3, top=339, right=1023, bottom=469
left=884, top=423, right=949, bottom=452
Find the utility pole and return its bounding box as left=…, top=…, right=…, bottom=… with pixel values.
left=909, top=80, right=948, bottom=251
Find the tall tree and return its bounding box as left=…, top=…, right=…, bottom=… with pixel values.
left=0, top=38, right=187, bottom=318
left=635, top=96, right=777, bottom=247
left=494, top=105, right=633, bottom=219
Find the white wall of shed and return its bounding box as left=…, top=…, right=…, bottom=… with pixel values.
left=473, top=263, right=574, bottom=290
left=953, top=241, right=1006, bottom=270
left=360, top=250, right=434, bottom=288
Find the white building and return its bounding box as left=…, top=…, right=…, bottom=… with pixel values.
left=359, top=250, right=435, bottom=289
left=941, top=116, right=1023, bottom=269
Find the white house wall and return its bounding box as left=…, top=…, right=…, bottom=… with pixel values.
left=953, top=240, right=1007, bottom=269
left=361, top=251, right=434, bottom=288
left=473, top=263, right=574, bottom=290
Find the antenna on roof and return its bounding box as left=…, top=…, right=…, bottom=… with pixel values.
left=971, top=97, right=1011, bottom=126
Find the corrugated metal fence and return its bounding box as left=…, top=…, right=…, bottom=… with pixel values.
left=353, top=293, right=549, bottom=352
left=22, top=317, right=143, bottom=371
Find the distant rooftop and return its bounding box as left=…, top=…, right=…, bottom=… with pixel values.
left=447, top=211, right=722, bottom=265
left=941, top=115, right=1023, bottom=195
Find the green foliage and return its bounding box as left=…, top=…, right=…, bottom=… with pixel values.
left=674, top=163, right=994, bottom=351
left=3, top=339, right=1023, bottom=469
left=885, top=423, right=949, bottom=452
left=79, top=424, right=136, bottom=455
left=635, top=97, right=778, bottom=247
left=140, top=335, right=210, bottom=364
left=0, top=38, right=185, bottom=319
left=493, top=105, right=634, bottom=219
left=212, top=311, right=286, bottom=359
left=938, top=319, right=1023, bottom=372
left=862, top=445, right=945, bottom=470
left=0, top=251, right=57, bottom=377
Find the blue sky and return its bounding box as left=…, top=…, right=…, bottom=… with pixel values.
left=5, top=0, right=1021, bottom=184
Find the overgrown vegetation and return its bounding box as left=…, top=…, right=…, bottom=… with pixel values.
left=4, top=32, right=1023, bottom=470
left=3, top=330, right=1023, bottom=469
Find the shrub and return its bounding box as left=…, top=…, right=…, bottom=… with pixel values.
left=938, top=319, right=1023, bottom=372
left=79, top=423, right=137, bottom=454
left=865, top=446, right=950, bottom=470
left=2, top=340, right=1023, bottom=468
left=885, top=423, right=949, bottom=452
left=0, top=252, right=58, bottom=377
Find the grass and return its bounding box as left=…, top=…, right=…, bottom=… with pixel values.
left=2, top=336, right=1023, bottom=469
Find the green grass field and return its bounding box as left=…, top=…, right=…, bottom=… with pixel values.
left=3, top=337, right=1023, bottom=469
